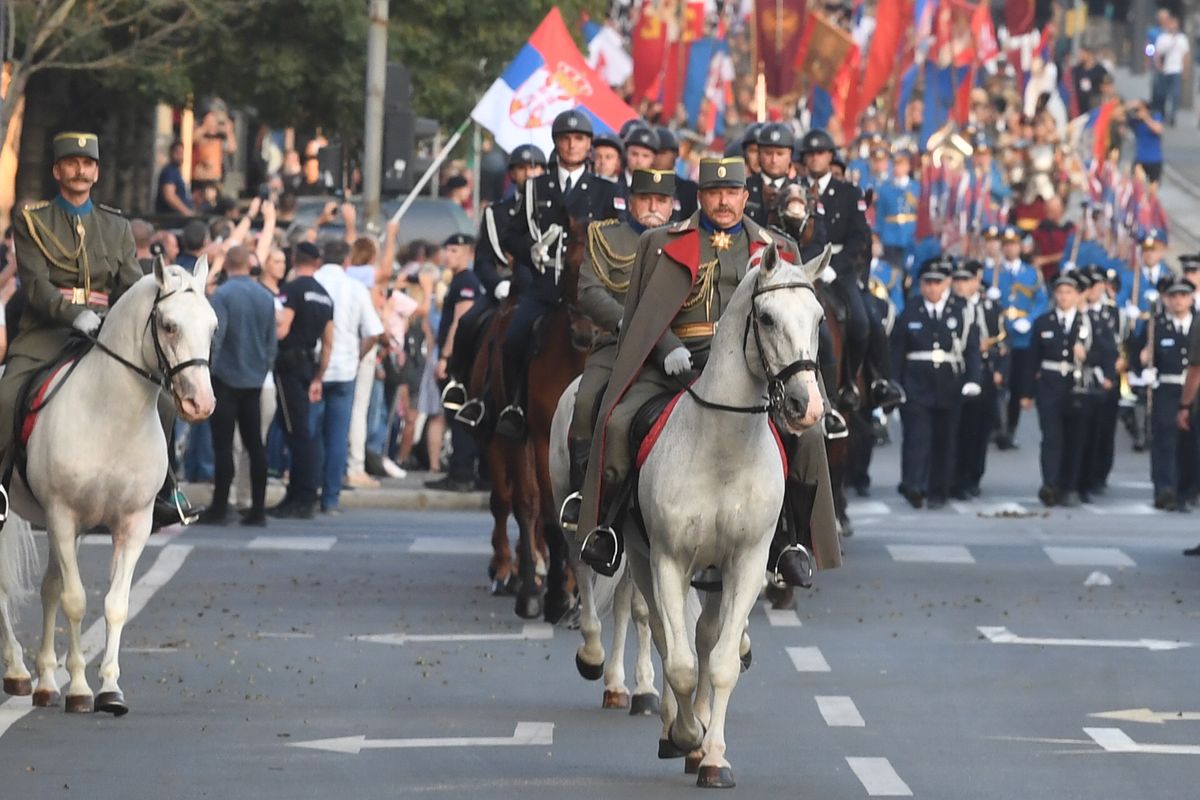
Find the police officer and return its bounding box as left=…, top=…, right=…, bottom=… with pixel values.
left=0, top=131, right=197, bottom=527
left=1023, top=272, right=1107, bottom=507
left=891, top=258, right=982, bottom=509
left=558, top=168, right=676, bottom=530
left=496, top=110, right=619, bottom=439
left=745, top=123, right=796, bottom=228
left=801, top=127, right=904, bottom=412
left=1079, top=263, right=1122, bottom=497
left=653, top=127, right=699, bottom=219
left=622, top=126, right=660, bottom=192
left=1139, top=279, right=1196, bottom=510
left=995, top=225, right=1048, bottom=448
left=441, top=144, right=546, bottom=420
left=951, top=259, right=1005, bottom=499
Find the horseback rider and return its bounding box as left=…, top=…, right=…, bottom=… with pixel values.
left=440, top=144, right=547, bottom=421
left=0, top=132, right=199, bottom=528
left=745, top=122, right=797, bottom=229
left=577, top=157, right=842, bottom=586
left=799, top=128, right=904, bottom=415
left=494, top=110, right=620, bottom=440
left=558, top=167, right=677, bottom=532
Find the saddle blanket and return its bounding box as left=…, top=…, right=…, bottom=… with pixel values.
left=21, top=360, right=76, bottom=447
left=634, top=389, right=789, bottom=476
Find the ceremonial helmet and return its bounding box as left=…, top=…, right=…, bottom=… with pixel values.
left=591, top=132, right=624, bottom=157
left=624, top=125, right=661, bottom=153
left=507, top=144, right=547, bottom=169
left=619, top=118, right=650, bottom=140
left=800, top=129, right=837, bottom=155
left=741, top=122, right=764, bottom=148
left=757, top=122, right=796, bottom=150
left=552, top=109, right=593, bottom=138
left=655, top=126, right=679, bottom=153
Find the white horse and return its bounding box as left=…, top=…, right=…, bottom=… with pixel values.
left=626, top=243, right=827, bottom=788
left=549, top=378, right=659, bottom=715
left=0, top=257, right=217, bottom=715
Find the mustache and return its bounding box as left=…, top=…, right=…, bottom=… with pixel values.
left=641, top=211, right=668, bottom=226
left=712, top=205, right=736, bottom=215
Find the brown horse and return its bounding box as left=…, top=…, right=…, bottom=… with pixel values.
left=466, top=219, right=595, bottom=621
left=818, top=289, right=864, bottom=540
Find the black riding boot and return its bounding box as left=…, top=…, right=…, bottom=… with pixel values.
left=558, top=438, right=590, bottom=532
left=496, top=354, right=529, bottom=440
left=152, top=477, right=202, bottom=532
left=865, top=319, right=904, bottom=412
left=770, top=479, right=818, bottom=588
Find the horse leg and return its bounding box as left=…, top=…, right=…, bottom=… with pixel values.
left=624, top=549, right=680, bottom=759
left=693, top=589, right=722, bottom=731
left=573, top=563, right=605, bottom=681
left=696, top=541, right=773, bottom=789
left=0, top=596, right=31, bottom=695
left=47, top=511, right=92, bottom=712
left=95, top=510, right=153, bottom=716
left=651, top=555, right=702, bottom=754
left=602, top=571, right=632, bottom=709
left=628, top=582, right=660, bottom=716
left=32, top=553, right=62, bottom=706
left=488, top=444, right=517, bottom=595
left=512, top=444, right=543, bottom=620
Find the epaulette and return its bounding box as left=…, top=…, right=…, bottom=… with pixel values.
left=22, top=200, right=49, bottom=212
left=96, top=202, right=124, bottom=216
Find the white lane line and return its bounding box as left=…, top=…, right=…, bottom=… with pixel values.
left=762, top=603, right=802, bottom=627
left=848, top=501, right=890, bottom=516
left=1085, top=727, right=1200, bottom=755
left=1043, top=546, right=1136, bottom=567
left=0, top=544, right=193, bottom=741
left=247, top=536, right=337, bottom=552
left=1083, top=502, right=1156, bottom=516
left=886, top=544, right=975, bottom=564
left=256, top=632, right=315, bottom=640
left=846, top=757, right=913, bottom=796
left=787, top=646, right=830, bottom=672
left=352, top=623, right=554, bottom=646
left=815, top=695, right=865, bottom=727
left=978, top=626, right=1190, bottom=651
left=409, top=537, right=492, bottom=555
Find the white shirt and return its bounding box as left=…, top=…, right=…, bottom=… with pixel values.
left=1007, top=259, right=1024, bottom=274
left=559, top=165, right=585, bottom=194
left=925, top=295, right=948, bottom=319
left=1172, top=312, right=1192, bottom=338
left=1057, top=308, right=1076, bottom=330
left=1156, top=31, right=1190, bottom=75
left=314, top=263, right=384, bottom=383
left=814, top=172, right=833, bottom=195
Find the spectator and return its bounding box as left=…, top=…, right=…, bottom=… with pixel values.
left=1127, top=99, right=1165, bottom=185
left=280, top=149, right=304, bottom=194
left=155, top=141, right=194, bottom=216
left=1071, top=45, right=1108, bottom=114
left=178, top=219, right=209, bottom=274
left=193, top=102, right=236, bottom=183
left=441, top=174, right=471, bottom=214
left=131, top=219, right=156, bottom=273
left=269, top=241, right=335, bottom=520
left=199, top=246, right=278, bottom=527
left=151, top=230, right=180, bottom=266
left=395, top=266, right=436, bottom=470
left=1152, top=9, right=1189, bottom=126
left=312, top=238, right=384, bottom=513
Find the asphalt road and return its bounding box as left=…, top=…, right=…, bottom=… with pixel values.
left=0, top=409, right=1197, bottom=799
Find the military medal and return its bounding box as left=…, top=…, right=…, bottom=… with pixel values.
left=710, top=230, right=733, bottom=251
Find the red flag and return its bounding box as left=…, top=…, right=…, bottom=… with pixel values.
left=1005, top=0, right=1037, bottom=36
left=631, top=5, right=668, bottom=101
left=1091, top=98, right=1118, bottom=163
left=793, top=10, right=854, bottom=91
left=833, top=44, right=862, bottom=138
left=756, top=0, right=808, bottom=96
left=971, top=1, right=999, bottom=62
left=860, top=0, right=911, bottom=114
left=953, top=64, right=976, bottom=124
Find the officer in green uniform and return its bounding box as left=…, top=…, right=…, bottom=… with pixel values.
left=559, top=167, right=676, bottom=531
left=0, top=131, right=196, bottom=526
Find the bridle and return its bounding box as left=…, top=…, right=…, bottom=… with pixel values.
left=91, top=286, right=210, bottom=397
left=680, top=279, right=821, bottom=415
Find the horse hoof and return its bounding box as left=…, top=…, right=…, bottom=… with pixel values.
left=65, top=694, right=94, bottom=714
left=32, top=689, right=59, bottom=708
left=3, top=677, right=32, bottom=696
left=575, top=653, right=604, bottom=682
left=602, top=689, right=630, bottom=710
left=697, top=765, right=735, bottom=789
left=487, top=562, right=498, bottom=580
left=658, top=738, right=687, bottom=759
left=95, top=691, right=129, bottom=717
left=491, top=575, right=518, bottom=597
left=685, top=750, right=704, bottom=775
left=514, top=594, right=542, bottom=620
left=629, top=693, right=660, bottom=716
left=740, top=649, right=752, bottom=673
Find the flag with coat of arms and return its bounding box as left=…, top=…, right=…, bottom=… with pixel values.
left=472, top=8, right=638, bottom=155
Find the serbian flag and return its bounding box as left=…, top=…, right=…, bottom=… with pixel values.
left=1086, top=99, right=1119, bottom=163
left=583, top=17, right=633, bottom=88
left=472, top=9, right=638, bottom=154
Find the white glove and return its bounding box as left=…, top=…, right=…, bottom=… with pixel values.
left=494, top=280, right=510, bottom=301
left=1012, top=317, right=1032, bottom=335
left=986, top=286, right=1001, bottom=301
left=1145, top=289, right=1159, bottom=304
left=1142, top=367, right=1158, bottom=386
left=1062, top=261, right=1076, bottom=273
left=72, top=309, right=102, bottom=336
left=1123, top=303, right=1142, bottom=322
left=961, top=382, right=982, bottom=397
left=531, top=223, right=563, bottom=270
left=663, top=346, right=693, bottom=376
left=820, top=265, right=837, bottom=284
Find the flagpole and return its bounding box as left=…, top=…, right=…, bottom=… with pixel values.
left=390, top=117, right=471, bottom=226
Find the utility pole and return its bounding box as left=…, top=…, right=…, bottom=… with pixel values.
left=363, top=0, right=388, bottom=232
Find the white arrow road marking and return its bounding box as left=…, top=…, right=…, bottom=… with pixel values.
left=290, top=722, right=555, bottom=754
left=1084, top=727, right=1200, bottom=756
left=978, top=626, right=1192, bottom=651
left=1090, top=709, right=1200, bottom=725
left=351, top=623, right=554, bottom=646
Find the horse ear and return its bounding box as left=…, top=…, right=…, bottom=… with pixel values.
left=153, top=254, right=167, bottom=288
left=802, top=244, right=834, bottom=283
left=192, top=254, right=210, bottom=292
left=759, top=242, right=779, bottom=277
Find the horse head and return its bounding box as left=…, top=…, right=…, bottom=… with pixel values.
left=561, top=216, right=600, bottom=352
left=749, top=243, right=830, bottom=434
left=149, top=255, right=218, bottom=423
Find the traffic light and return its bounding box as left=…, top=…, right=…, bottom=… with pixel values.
left=383, top=63, right=438, bottom=194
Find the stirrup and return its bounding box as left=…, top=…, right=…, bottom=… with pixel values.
left=174, top=489, right=200, bottom=526
left=0, top=483, right=8, bottom=523
left=559, top=491, right=582, bottom=533
left=824, top=409, right=849, bottom=440
left=771, top=544, right=814, bottom=590
left=440, top=380, right=467, bottom=412
left=580, top=525, right=620, bottom=576
left=495, top=404, right=527, bottom=439
left=454, top=397, right=486, bottom=428
left=871, top=379, right=906, bottom=412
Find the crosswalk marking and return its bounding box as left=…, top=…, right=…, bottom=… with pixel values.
left=847, top=497, right=1168, bottom=518
left=848, top=501, right=891, bottom=516
left=951, top=500, right=1031, bottom=516
left=815, top=696, right=865, bottom=727
left=1043, top=547, right=1136, bottom=567
left=763, top=605, right=802, bottom=627
left=846, top=757, right=913, bottom=796
left=787, top=646, right=830, bottom=672
left=409, top=537, right=493, bottom=555
left=886, top=545, right=975, bottom=564
left=1083, top=502, right=1156, bottom=516
left=247, top=536, right=337, bottom=552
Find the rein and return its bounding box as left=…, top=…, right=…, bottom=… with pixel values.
left=680, top=280, right=821, bottom=416
left=90, top=286, right=210, bottom=394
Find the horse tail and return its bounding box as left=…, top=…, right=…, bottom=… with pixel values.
left=0, top=512, right=39, bottom=612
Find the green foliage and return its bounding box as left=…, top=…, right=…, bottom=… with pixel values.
left=392, top=0, right=606, bottom=125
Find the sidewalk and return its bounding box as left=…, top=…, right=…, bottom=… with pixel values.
left=181, top=470, right=489, bottom=513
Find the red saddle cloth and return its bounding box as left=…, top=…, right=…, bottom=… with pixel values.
left=634, top=389, right=789, bottom=476
left=21, top=360, right=75, bottom=447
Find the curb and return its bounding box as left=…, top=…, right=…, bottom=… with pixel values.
left=179, top=481, right=490, bottom=513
